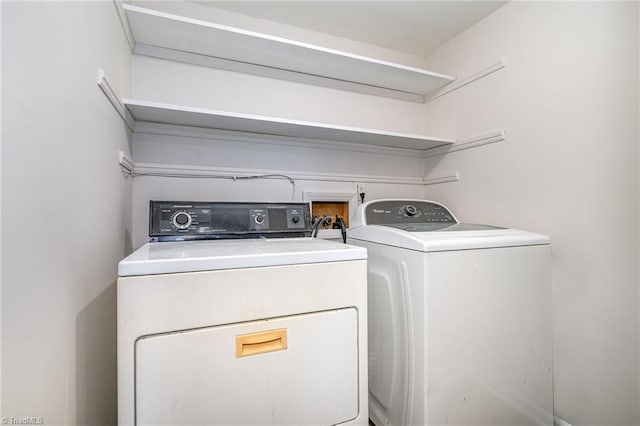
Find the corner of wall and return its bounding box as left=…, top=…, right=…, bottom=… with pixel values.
left=637, top=0, right=640, bottom=420
left=0, top=0, right=3, bottom=418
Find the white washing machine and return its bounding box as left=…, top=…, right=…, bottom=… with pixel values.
left=348, top=199, right=553, bottom=426
left=118, top=201, right=368, bottom=426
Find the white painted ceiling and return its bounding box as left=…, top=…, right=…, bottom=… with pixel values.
left=192, top=1, right=508, bottom=57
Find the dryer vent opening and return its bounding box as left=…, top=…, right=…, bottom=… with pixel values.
left=312, top=201, right=350, bottom=229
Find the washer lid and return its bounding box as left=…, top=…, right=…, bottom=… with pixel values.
left=118, top=237, right=367, bottom=277
left=348, top=225, right=550, bottom=252
left=349, top=199, right=549, bottom=251
left=382, top=223, right=504, bottom=232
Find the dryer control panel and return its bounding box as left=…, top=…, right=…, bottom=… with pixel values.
left=365, top=200, right=457, bottom=225
left=149, top=201, right=311, bottom=241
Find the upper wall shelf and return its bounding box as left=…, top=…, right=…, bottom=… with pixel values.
left=123, top=99, right=454, bottom=151
left=122, top=4, right=456, bottom=102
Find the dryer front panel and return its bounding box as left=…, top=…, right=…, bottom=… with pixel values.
left=135, top=308, right=359, bottom=425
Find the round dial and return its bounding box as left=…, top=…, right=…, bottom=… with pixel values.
left=172, top=211, right=192, bottom=230
left=291, top=215, right=300, bottom=224
left=404, top=205, right=418, bottom=217
left=255, top=214, right=265, bottom=224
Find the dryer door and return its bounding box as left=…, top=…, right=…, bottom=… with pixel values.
left=135, top=308, right=359, bottom=425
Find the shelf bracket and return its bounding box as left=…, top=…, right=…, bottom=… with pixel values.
left=425, top=59, right=506, bottom=103
left=118, top=150, right=135, bottom=177
left=97, top=68, right=134, bottom=130
left=424, top=172, right=459, bottom=186
left=113, top=0, right=135, bottom=52
left=424, top=130, right=506, bottom=158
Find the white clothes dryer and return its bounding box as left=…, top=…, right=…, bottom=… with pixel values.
left=348, top=199, right=553, bottom=426
left=118, top=201, right=368, bottom=426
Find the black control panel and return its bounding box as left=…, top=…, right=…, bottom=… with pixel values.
left=365, top=200, right=457, bottom=225
left=149, top=201, right=311, bottom=241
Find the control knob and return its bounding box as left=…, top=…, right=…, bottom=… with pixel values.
left=255, top=214, right=265, bottom=224
left=404, top=205, right=418, bottom=217
left=172, top=211, right=192, bottom=230
left=291, top=215, right=300, bottom=224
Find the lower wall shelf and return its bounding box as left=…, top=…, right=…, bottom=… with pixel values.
left=123, top=99, right=454, bottom=151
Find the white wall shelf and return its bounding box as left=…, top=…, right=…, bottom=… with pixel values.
left=122, top=4, right=455, bottom=102
left=124, top=99, right=454, bottom=151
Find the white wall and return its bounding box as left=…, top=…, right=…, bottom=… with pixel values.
left=131, top=55, right=429, bottom=134
left=0, top=1, right=3, bottom=417
left=423, top=2, right=639, bottom=424
left=0, top=3, right=3, bottom=414
left=1, top=2, right=132, bottom=425
left=128, top=2, right=437, bottom=248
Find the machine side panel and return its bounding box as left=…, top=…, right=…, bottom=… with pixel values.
left=348, top=240, right=425, bottom=426
left=423, top=245, right=553, bottom=425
